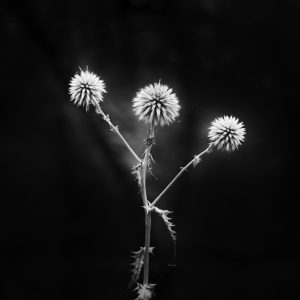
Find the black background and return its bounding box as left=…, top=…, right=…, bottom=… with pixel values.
left=1, top=0, right=299, bottom=299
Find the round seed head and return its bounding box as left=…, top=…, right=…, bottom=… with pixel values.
left=208, top=115, right=246, bottom=151
left=69, top=67, right=106, bottom=111
left=132, top=82, right=181, bottom=126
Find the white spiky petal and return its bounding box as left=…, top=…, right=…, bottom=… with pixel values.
left=69, top=67, right=106, bottom=111
left=132, top=82, right=181, bottom=126
left=208, top=116, right=246, bottom=152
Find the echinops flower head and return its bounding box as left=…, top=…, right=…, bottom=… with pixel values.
left=69, top=67, right=106, bottom=111
left=208, top=116, right=246, bottom=151
left=132, top=82, right=181, bottom=126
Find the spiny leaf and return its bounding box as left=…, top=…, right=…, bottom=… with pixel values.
left=193, top=154, right=201, bottom=167
left=142, top=149, right=154, bottom=168
left=111, top=125, right=119, bottom=132
left=103, top=113, right=110, bottom=123
left=153, top=207, right=176, bottom=242
left=149, top=153, right=155, bottom=165
left=148, top=154, right=158, bottom=180
left=141, top=150, right=157, bottom=180
left=135, top=283, right=156, bottom=300
left=132, top=164, right=142, bottom=187
left=129, top=247, right=144, bottom=288
left=129, top=247, right=154, bottom=288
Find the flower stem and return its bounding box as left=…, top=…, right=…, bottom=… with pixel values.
left=150, top=144, right=212, bottom=208
left=141, top=123, right=155, bottom=286
left=143, top=210, right=152, bottom=285
left=95, top=104, right=141, bottom=164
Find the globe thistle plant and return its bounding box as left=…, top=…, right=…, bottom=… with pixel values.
left=132, top=82, right=181, bottom=127
left=67, top=68, right=246, bottom=300
left=208, top=115, right=246, bottom=151
left=69, top=67, right=106, bottom=111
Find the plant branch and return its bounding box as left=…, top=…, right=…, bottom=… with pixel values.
left=95, top=104, right=141, bottom=164
left=150, top=144, right=212, bottom=208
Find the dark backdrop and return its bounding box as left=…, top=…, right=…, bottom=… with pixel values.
left=1, top=0, right=298, bottom=299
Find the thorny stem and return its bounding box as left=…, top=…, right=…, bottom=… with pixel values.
left=141, top=122, right=155, bottom=286
left=150, top=144, right=213, bottom=208
left=95, top=104, right=141, bottom=164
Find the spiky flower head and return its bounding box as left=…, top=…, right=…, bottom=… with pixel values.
left=208, top=115, right=246, bottom=151
left=132, top=82, right=181, bottom=126
left=69, top=67, right=106, bottom=111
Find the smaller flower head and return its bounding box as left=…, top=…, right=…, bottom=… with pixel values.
left=69, top=67, right=106, bottom=111
left=132, top=82, right=181, bottom=126
left=208, top=115, right=246, bottom=151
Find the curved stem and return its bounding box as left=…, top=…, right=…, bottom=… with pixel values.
left=150, top=144, right=212, bottom=208
left=95, top=104, right=141, bottom=164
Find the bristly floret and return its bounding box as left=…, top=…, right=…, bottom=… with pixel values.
left=69, top=67, right=106, bottom=111
left=208, top=115, right=246, bottom=152
left=132, top=82, right=181, bottom=126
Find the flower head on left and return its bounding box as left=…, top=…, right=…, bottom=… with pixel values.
left=69, top=67, right=106, bottom=111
